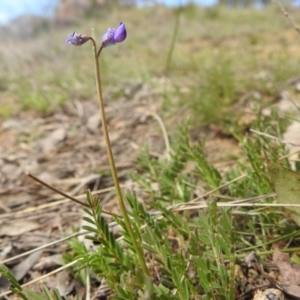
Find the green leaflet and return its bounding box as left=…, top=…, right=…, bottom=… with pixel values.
left=269, top=163, right=300, bottom=227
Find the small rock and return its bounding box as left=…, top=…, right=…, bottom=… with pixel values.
left=295, top=82, right=300, bottom=92
left=123, top=82, right=144, bottom=98
left=36, top=128, right=66, bottom=153
left=86, top=113, right=101, bottom=134
left=253, top=289, right=284, bottom=300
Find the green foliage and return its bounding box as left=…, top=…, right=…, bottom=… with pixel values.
left=132, top=122, right=222, bottom=207
left=24, top=287, right=75, bottom=300
left=189, top=58, right=237, bottom=126
left=132, top=124, right=194, bottom=204
left=225, top=108, right=288, bottom=198
left=0, top=104, right=13, bottom=118
left=190, top=201, right=235, bottom=299
left=0, top=264, right=80, bottom=300
left=269, top=163, right=300, bottom=227
left=15, top=76, right=66, bottom=112
left=186, top=140, right=222, bottom=189
left=0, top=264, right=28, bottom=299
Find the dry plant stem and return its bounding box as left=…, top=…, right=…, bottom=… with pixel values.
left=250, top=129, right=300, bottom=147
left=26, top=173, right=118, bottom=216
left=0, top=191, right=119, bottom=219
left=90, top=38, right=150, bottom=277
left=190, top=173, right=247, bottom=203
left=175, top=202, right=300, bottom=212
left=280, top=148, right=300, bottom=160
left=273, top=0, right=300, bottom=35
left=27, top=172, right=89, bottom=208
left=0, top=231, right=87, bottom=264
left=151, top=112, right=171, bottom=160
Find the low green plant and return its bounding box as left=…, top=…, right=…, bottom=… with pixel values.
left=132, top=124, right=194, bottom=205
left=190, top=201, right=235, bottom=300
left=0, top=104, right=13, bottom=117
left=1, top=102, right=298, bottom=298
left=61, top=185, right=236, bottom=299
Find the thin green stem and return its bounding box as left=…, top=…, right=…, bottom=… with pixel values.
left=89, top=38, right=149, bottom=277
left=165, top=6, right=181, bottom=75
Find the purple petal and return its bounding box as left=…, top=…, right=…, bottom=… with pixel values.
left=113, top=22, right=127, bottom=43
left=101, top=22, right=127, bottom=48
left=101, top=28, right=116, bottom=47
left=65, top=32, right=89, bottom=46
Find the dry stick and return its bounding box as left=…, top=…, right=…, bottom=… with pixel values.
left=0, top=198, right=70, bottom=219
left=250, top=129, right=300, bottom=162
left=250, top=129, right=300, bottom=160
left=150, top=112, right=171, bottom=160
left=0, top=231, right=87, bottom=265
left=191, top=173, right=247, bottom=203
left=250, top=129, right=300, bottom=147
left=0, top=186, right=120, bottom=220
left=280, top=148, right=300, bottom=160
left=139, top=174, right=246, bottom=216
left=175, top=202, right=300, bottom=212
left=230, top=192, right=276, bottom=204
left=26, top=172, right=118, bottom=217
left=27, top=172, right=89, bottom=208
left=273, top=0, right=300, bottom=35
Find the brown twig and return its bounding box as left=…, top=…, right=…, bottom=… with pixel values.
left=27, top=172, right=120, bottom=217
left=273, top=0, right=300, bottom=35
left=27, top=172, right=89, bottom=207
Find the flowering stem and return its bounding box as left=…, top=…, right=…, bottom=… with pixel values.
left=89, top=37, right=149, bottom=277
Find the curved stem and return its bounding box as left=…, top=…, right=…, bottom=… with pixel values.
left=89, top=38, right=149, bottom=277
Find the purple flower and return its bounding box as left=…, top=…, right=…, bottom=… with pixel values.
left=65, top=32, right=90, bottom=46
left=101, top=22, right=127, bottom=48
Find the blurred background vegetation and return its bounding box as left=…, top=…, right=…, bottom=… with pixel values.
left=0, top=0, right=299, bottom=132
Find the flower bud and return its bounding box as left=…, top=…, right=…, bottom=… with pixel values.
left=101, top=22, right=127, bottom=48
left=65, top=32, right=90, bottom=46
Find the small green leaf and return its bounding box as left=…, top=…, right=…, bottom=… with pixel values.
left=82, top=225, right=98, bottom=234
left=269, top=163, right=300, bottom=227
left=41, top=286, right=53, bottom=299
left=82, top=216, right=96, bottom=225
left=24, top=290, right=45, bottom=300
